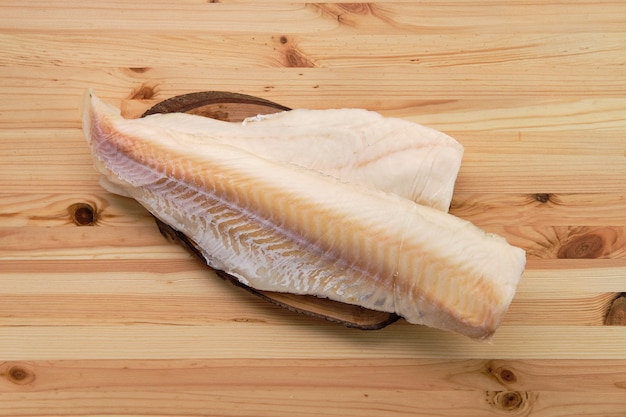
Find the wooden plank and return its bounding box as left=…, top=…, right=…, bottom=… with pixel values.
left=3, top=32, right=625, bottom=72
left=2, top=358, right=626, bottom=393
left=0, top=87, right=619, bottom=125
left=1, top=359, right=626, bottom=416
left=0, top=291, right=620, bottom=327
left=3, top=193, right=626, bottom=256
left=2, top=129, right=625, bottom=194
left=2, top=323, right=626, bottom=361
left=1, top=191, right=625, bottom=230
left=3, top=222, right=626, bottom=260
left=2, top=259, right=625, bottom=294
left=2, top=68, right=626, bottom=129
left=1, top=1, right=625, bottom=34
left=1, top=390, right=625, bottom=417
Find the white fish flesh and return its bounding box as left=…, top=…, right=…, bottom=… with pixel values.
left=83, top=90, right=526, bottom=340
left=122, top=105, right=464, bottom=211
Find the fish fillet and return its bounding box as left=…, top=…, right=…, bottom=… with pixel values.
left=126, top=105, right=464, bottom=211
left=83, top=90, right=526, bottom=340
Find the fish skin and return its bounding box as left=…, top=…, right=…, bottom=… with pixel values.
left=83, top=89, right=526, bottom=340
left=128, top=106, right=464, bottom=211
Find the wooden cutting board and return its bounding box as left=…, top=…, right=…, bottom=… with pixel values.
left=141, top=90, right=401, bottom=330
left=1, top=1, right=625, bottom=416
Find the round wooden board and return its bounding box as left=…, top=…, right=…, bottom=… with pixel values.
left=143, top=91, right=400, bottom=330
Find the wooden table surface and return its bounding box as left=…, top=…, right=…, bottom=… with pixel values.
left=1, top=1, right=626, bottom=416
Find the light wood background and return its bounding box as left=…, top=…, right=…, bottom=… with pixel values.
left=1, top=1, right=626, bottom=416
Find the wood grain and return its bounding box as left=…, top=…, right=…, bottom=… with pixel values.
left=1, top=359, right=626, bottom=417
left=1, top=1, right=626, bottom=416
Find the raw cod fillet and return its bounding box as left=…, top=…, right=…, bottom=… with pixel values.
left=83, top=89, right=526, bottom=340
left=120, top=104, right=464, bottom=211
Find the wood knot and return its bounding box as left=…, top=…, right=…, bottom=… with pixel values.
left=486, top=391, right=533, bottom=415
left=128, top=83, right=158, bottom=100
left=3, top=363, right=36, bottom=385
left=336, top=3, right=373, bottom=15
left=497, top=367, right=518, bottom=384
left=266, top=35, right=316, bottom=67
left=274, top=35, right=315, bottom=67
left=128, top=67, right=150, bottom=73
left=557, top=233, right=605, bottom=259
left=284, top=48, right=316, bottom=68
left=605, top=294, right=626, bottom=325
left=485, top=361, right=518, bottom=387
left=68, top=202, right=98, bottom=226
left=534, top=193, right=552, bottom=203
left=312, top=3, right=380, bottom=26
